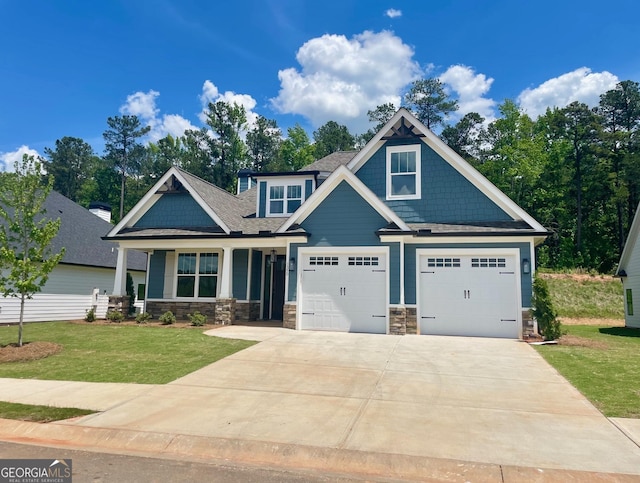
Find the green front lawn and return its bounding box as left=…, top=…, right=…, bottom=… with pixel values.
left=0, top=401, right=94, bottom=422
left=535, top=325, right=640, bottom=418
left=0, top=322, right=256, bottom=384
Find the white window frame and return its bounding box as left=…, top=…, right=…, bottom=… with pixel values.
left=174, top=251, right=220, bottom=299
left=266, top=180, right=303, bottom=217
left=386, top=144, right=421, bottom=200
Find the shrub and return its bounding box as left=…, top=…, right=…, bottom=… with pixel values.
left=187, top=311, right=207, bottom=326
left=533, top=276, right=563, bottom=341
left=159, top=310, right=176, bottom=325
left=126, top=273, right=136, bottom=315
left=135, top=312, right=152, bottom=324
left=84, top=307, right=96, bottom=323
left=106, top=309, right=124, bottom=323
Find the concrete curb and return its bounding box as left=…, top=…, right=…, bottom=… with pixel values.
left=1, top=419, right=638, bottom=482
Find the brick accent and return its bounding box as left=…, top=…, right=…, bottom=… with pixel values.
left=108, top=296, right=130, bottom=317
left=283, top=303, right=297, bottom=329
left=215, top=298, right=236, bottom=326
left=389, top=306, right=407, bottom=335
left=406, top=307, right=417, bottom=335
left=145, top=301, right=216, bottom=322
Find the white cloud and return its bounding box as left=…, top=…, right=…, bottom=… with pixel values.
left=198, top=80, right=259, bottom=131
left=271, top=30, right=421, bottom=133
left=0, top=145, right=41, bottom=172
left=120, top=90, right=197, bottom=142
left=439, top=65, right=496, bottom=123
left=385, top=8, right=402, bottom=18
left=518, top=67, right=619, bottom=118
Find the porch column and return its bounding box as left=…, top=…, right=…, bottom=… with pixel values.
left=113, top=247, right=128, bottom=295
left=219, top=247, right=233, bottom=298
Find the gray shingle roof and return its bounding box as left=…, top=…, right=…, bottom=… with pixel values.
left=40, top=191, right=146, bottom=270
left=300, top=151, right=357, bottom=172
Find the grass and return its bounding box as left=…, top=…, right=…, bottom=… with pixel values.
left=541, top=274, right=624, bottom=319
left=0, top=322, right=256, bottom=384
left=535, top=325, right=640, bottom=418
left=0, top=401, right=94, bottom=422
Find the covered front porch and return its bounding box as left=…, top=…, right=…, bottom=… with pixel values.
left=111, top=237, right=302, bottom=326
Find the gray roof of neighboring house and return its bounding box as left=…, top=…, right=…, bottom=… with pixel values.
left=42, top=191, right=147, bottom=270
left=300, top=151, right=357, bottom=172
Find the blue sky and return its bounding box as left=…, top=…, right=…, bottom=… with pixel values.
left=1, top=0, right=639, bottom=170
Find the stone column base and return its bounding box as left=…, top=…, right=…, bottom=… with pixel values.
left=389, top=306, right=407, bottom=335
left=108, top=296, right=130, bottom=318
left=406, top=307, right=417, bottom=334
left=215, top=298, right=236, bottom=326
left=283, top=303, right=297, bottom=330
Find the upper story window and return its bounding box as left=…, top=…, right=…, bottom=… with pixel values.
left=386, top=145, right=421, bottom=200
left=267, top=182, right=302, bottom=216
left=176, top=252, right=218, bottom=298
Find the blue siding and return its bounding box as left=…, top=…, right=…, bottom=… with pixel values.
left=250, top=250, right=262, bottom=300
left=305, top=179, right=313, bottom=201
left=383, top=242, right=401, bottom=304
left=404, top=242, right=532, bottom=307
left=356, top=140, right=512, bottom=223
left=258, top=181, right=267, bottom=218
left=134, top=193, right=217, bottom=228
left=288, top=180, right=389, bottom=301
left=232, top=249, right=249, bottom=299
left=147, top=250, right=167, bottom=298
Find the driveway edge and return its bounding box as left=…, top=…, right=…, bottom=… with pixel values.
left=1, top=418, right=638, bottom=482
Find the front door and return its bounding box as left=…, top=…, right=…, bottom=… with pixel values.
left=263, top=254, right=286, bottom=320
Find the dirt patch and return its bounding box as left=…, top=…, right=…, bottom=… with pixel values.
left=558, top=335, right=610, bottom=350
left=559, top=317, right=625, bottom=327
left=67, top=319, right=211, bottom=329
left=538, top=272, right=617, bottom=283
left=0, top=341, right=62, bottom=363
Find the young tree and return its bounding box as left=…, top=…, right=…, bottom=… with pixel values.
left=0, top=155, right=65, bottom=346
left=313, top=121, right=355, bottom=158
left=269, top=124, right=316, bottom=172
left=404, top=78, right=458, bottom=130
left=44, top=136, right=97, bottom=202
left=441, top=112, right=485, bottom=162
left=103, top=115, right=151, bottom=219
left=246, top=116, right=281, bottom=172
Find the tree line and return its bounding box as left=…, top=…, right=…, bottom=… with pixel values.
left=40, top=78, right=640, bottom=273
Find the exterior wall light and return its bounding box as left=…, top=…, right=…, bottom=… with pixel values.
left=289, top=258, right=296, bottom=271
left=522, top=258, right=531, bottom=274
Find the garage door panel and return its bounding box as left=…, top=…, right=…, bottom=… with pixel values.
left=419, top=253, right=520, bottom=339
left=300, top=252, right=387, bottom=333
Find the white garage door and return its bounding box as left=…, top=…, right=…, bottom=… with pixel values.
left=418, top=250, right=520, bottom=338
left=300, top=251, right=387, bottom=333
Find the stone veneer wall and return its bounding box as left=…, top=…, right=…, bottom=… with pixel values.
left=145, top=301, right=216, bottom=321
left=406, top=307, right=417, bottom=335
left=235, top=301, right=261, bottom=322
left=283, top=303, right=297, bottom=329
left=522, top=309, right=535, bottom=338
left=389, top=306, right=407, bottom=335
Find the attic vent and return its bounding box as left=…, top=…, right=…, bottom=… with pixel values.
left=382, top=117, right=426, bottom=140
left=158, top=175, right=186, bottom=194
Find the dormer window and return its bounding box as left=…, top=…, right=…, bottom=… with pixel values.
left=386, top=145, right=421, bottom=200
left=267, top=182, right=303, bottom=216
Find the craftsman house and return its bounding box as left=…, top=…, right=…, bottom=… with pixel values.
left=616, top=202, right=640, bottom=328
left=105, top=108, right=548, bottom=338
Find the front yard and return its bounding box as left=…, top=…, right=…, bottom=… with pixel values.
left=535, top=325, right=640, bottom=418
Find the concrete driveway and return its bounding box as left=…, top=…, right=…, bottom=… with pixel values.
left=44, top=327, right=640, bottom=476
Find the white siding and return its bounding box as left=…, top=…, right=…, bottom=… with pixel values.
left=623, top=275, right=640, bottom=328
left=40, top=264, right=145, bottom=297
left=0, top=293, right=109, bottom=323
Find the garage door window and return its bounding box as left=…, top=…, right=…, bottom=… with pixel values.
left=427, top=257, right=460, bottom=268
left=348, top=256, right=379, bottom=266
left=309, top=256, right=338, bottom=266
left=471, top=257, right=506, bottom=268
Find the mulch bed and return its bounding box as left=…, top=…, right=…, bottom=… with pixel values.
left=0, top=341, right=63, bottom=363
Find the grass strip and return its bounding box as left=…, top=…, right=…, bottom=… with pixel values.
left=0, top=401, right=95, bottom=422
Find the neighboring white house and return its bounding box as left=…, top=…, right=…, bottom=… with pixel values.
left=616, top=202, right=640, bottom=328
left=0, top=191, right=146, bottom=322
